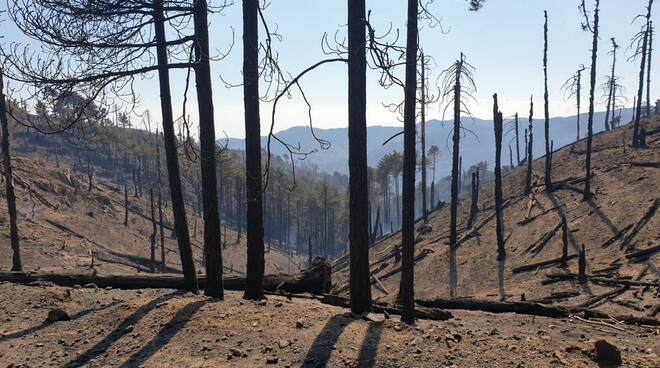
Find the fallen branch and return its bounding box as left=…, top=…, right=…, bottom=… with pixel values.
left=626, top=244, right=660, bottom=261
left=512, top=254, right=577, bottom=274
left=525, top=220, right=563, bottom=255
left=571, top=286, right=629, bottom=309
left=600, top=224, right=633, bottom=248
left=620, top=198, right=659, bottom=250
left=321, top=294, right=452, bottom=321
left=544, top=272, right=659, bottom=287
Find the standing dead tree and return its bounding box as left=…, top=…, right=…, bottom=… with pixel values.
left=603, top=38, right=620, bottom=132
left=2, top=0, right=206, bottom=291
left=466, top=168, right=480, bottom=228
left=631, top=0, right=654, bottom=146
left=493, top=94, right=505, bottom=262
left=0, top=69, right=21, bottom=271
left=543, top=11, right=552, bottom=191
left=440, top=53, right=476, bottom=298
left=647, top=21, right=654, bottom=117
left=524, top=96, right=534, bottom=196
left=580, top=0, right=601, bottom=200
left=561, top=66, right=585, bottom=142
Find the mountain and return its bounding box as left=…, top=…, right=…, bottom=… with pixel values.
left=224, top=109, right=634, bottom=176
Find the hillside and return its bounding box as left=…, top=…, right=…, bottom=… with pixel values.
left=333, top=116, right=659, bottom=319
left=0, top=155, right=302, bottom=276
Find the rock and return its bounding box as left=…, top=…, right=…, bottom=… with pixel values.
left=266, top=356, right=279, bottom=364
left=295, top=319, right=304, bottom=329
left=594, top=340, right=622, bottom=365
left=257, top=299, right=267, bottom=306
left=278, top=340, right=290, bottom=349
left=46, top=309, right=70, bottom=323
left=393, top=324, right=402, bottom=332
left=275, top=302, right=283, bottom=308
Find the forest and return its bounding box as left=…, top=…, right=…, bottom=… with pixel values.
left=0, top=0, right=658, bottom=367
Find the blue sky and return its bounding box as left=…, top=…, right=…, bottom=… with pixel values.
left=1, top=0, right=656, bottom=138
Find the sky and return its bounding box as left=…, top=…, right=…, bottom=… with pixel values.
left=1, top=0, right=657, bottom=139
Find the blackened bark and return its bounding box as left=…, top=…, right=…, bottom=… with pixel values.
left=158, top=192, right=165, bottom=272
left=634, top=0, right=653, bottom=146
left=514, top=113, right=520, bottom=165
left=560, top=217, right=569, bottom=268
left=578, top=244, right=587, bottom=283
left=449, top=57, right=463, bottom=299
left=194, top=0, right=223, bottom=299
left=584, top=0, right=600, bottom=200
left=124, top=184, right=129, bottom=226
left=347, top=0, right=372, bottom=314
left=525, top=96, right=534, bottom=195
left=646, top=21, right=653, bottom=117
left=467, top=169, right=479, bottom=228
left=543, top=11, right=551, bottom=191
left=154, top=0, right=198, bottom=292
left=399, top=0, right=419, bottom=324
left=493, top=94, right=505, bottom=261
left=0, top=69, right=21, bottom=271
left=420, top=53, right=428, bottom=222
left=576, top=68, right=583, bottom=141
left=243, top=0, right=265, bottom=300
left=150, top=189, right=156, bottom=273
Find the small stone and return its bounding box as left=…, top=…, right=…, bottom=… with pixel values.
left=266, top=356, right=279, bottom=364
left=257, top=299, right=267, bottom=306
left=594, top=340, right=622, bottom=365
left=47, top=309, right=70, bottom=323
left=295, top=319, right=304, bottom=329
left=278, top=340, right=290, bottom=349
left=393, top=324, right=402, bottom=332
left=275, top=302, right=283, bottom=308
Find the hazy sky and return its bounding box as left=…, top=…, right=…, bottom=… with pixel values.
left=1, top=1, right=657, bottom=138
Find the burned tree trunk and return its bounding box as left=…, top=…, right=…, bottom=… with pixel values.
left=543, top=11, right=552, bottom=191
left=449, top=56, right=464, bottom=299
left=583, top=0, right=600, bottom=200
left=633, top=0, right=653, bottom=146
left=150, top=189, right=156, bottom=273
left=576, top=67, right=583, bottom=141
left=420, top=52, right=428, bottom=222
left=466, top=169, right=479, bottom=228
left=399, top=0, right=419, bottom=324
left=560, top=216, right=569, bottom=268
left=242, top=0, right=265, bottom=301
left=604, top=38, right=618, bottom=132
left=154, top=0, right=198, bottom=292
left=158, top=192, right=165, bottom=272
left=493, top=94, right=506, bottom=262
left=347, top=0, right=372, bottom=314
left=0, top=69, right=21, bottom=271
left=578, top=244, right=587, bottom=283
left=514, top=113, right=521, bottom=165
left=123, top=184, right=129, bottom=227
left=525, top=96, right=534, bottom=195
left=646, top=21, right=653, bottom=117
left=194, top=0, right=223, bottom=299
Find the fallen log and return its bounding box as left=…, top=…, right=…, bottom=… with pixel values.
left=630, top=161, right=660, bottom=169
left=626, top=244, right=660, bottom=261
left=0, top=260, right=332, bottom=295
left=571, top=286, right=629, bottom=309
left=544, top=272, right=660, bottom=287
left=321, top=294, right=452, bottom=321
left=600, top=224, right=633, bottom=248
left=525, top=220, right=563, bottom=254
left=416, top=298, right=570, bottom=318
left=512, top=254, right=577, bottom=274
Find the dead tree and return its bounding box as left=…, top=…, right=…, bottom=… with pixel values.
left=578, top=244, right=587, bottom=283
left=123, top=184, right=129, bottom=227
left=441, top=53, right=476, bottom=299
left=466, top=169, right=480, bottom=228
left=347, top=0, right=372, bottom=314
left=193, top=0, right=223, bottom=299
left=562, top=66, right=586, bottom=142
left=646, top=21, right=654, bottom=117
left=525, top=96, right=534, bottom=195
left=493, top=94, right=505, bottom=262
left=603, top=38, right=619, bottom=132
left=0, top=69, right=21, bottom=271
left=543, top=11, right=552, bottom=191
left=420, top=52, right=428, bottom=222
left=560, top=217, right=569, bottom=267
left=399, top=0, right=419, bottom=324
left=632, top=0, right=654, bottom=146
left=150, top=189, right=156, bottom=273
left=514, top=113, right=521, bottom=165
left=581, top=0, right=601, bottom=200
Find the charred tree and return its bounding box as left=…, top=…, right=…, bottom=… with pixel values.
left=604, top=38, right=619, bottom=132
left=242, top=0, right=265, bottom=300
left=633, top=0, right=653, bottom=146
left=466, top=169, right=480, bottom=228
left=646, top=21, right=654, bottom=117
left=525, top=96, right=534, bottom=195
left=347, top=0, right=372, bottom=314
left=514, top=113, right=521, bottom=165
left=150, top=189, right=157, bottom=273
left=399, top=0, right=419, bottom=324
left=0, top=69, right=21, bottom=271
left=123, top=184, right=129, bottom=227
left=582, top=0, right=600, bottom=200
left=543, top=11, right=552, bottom=191
left=154, top=0, right=198, bottom=292
left=493, top=94, right=506, bottom=262
left=193, top=0, right=223, bottom=299
left=420, top=53, right=428, bottom=222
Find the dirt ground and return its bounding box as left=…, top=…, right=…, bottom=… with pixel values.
left=0, top=283, right=657, bottom=368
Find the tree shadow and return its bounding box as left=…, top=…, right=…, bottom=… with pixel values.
left=585, top=198, right=619, bottom=235
left=64, top=291, right=183, bottom=368
left=0, top=301, right=119, bottom=343
left=545, top=192, right=593, bottom=295
left=302, top=313, right=353, bottom=367
left=118, top=299, right=208, bottom=367
left=356, top=321, right=384, bottom=368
